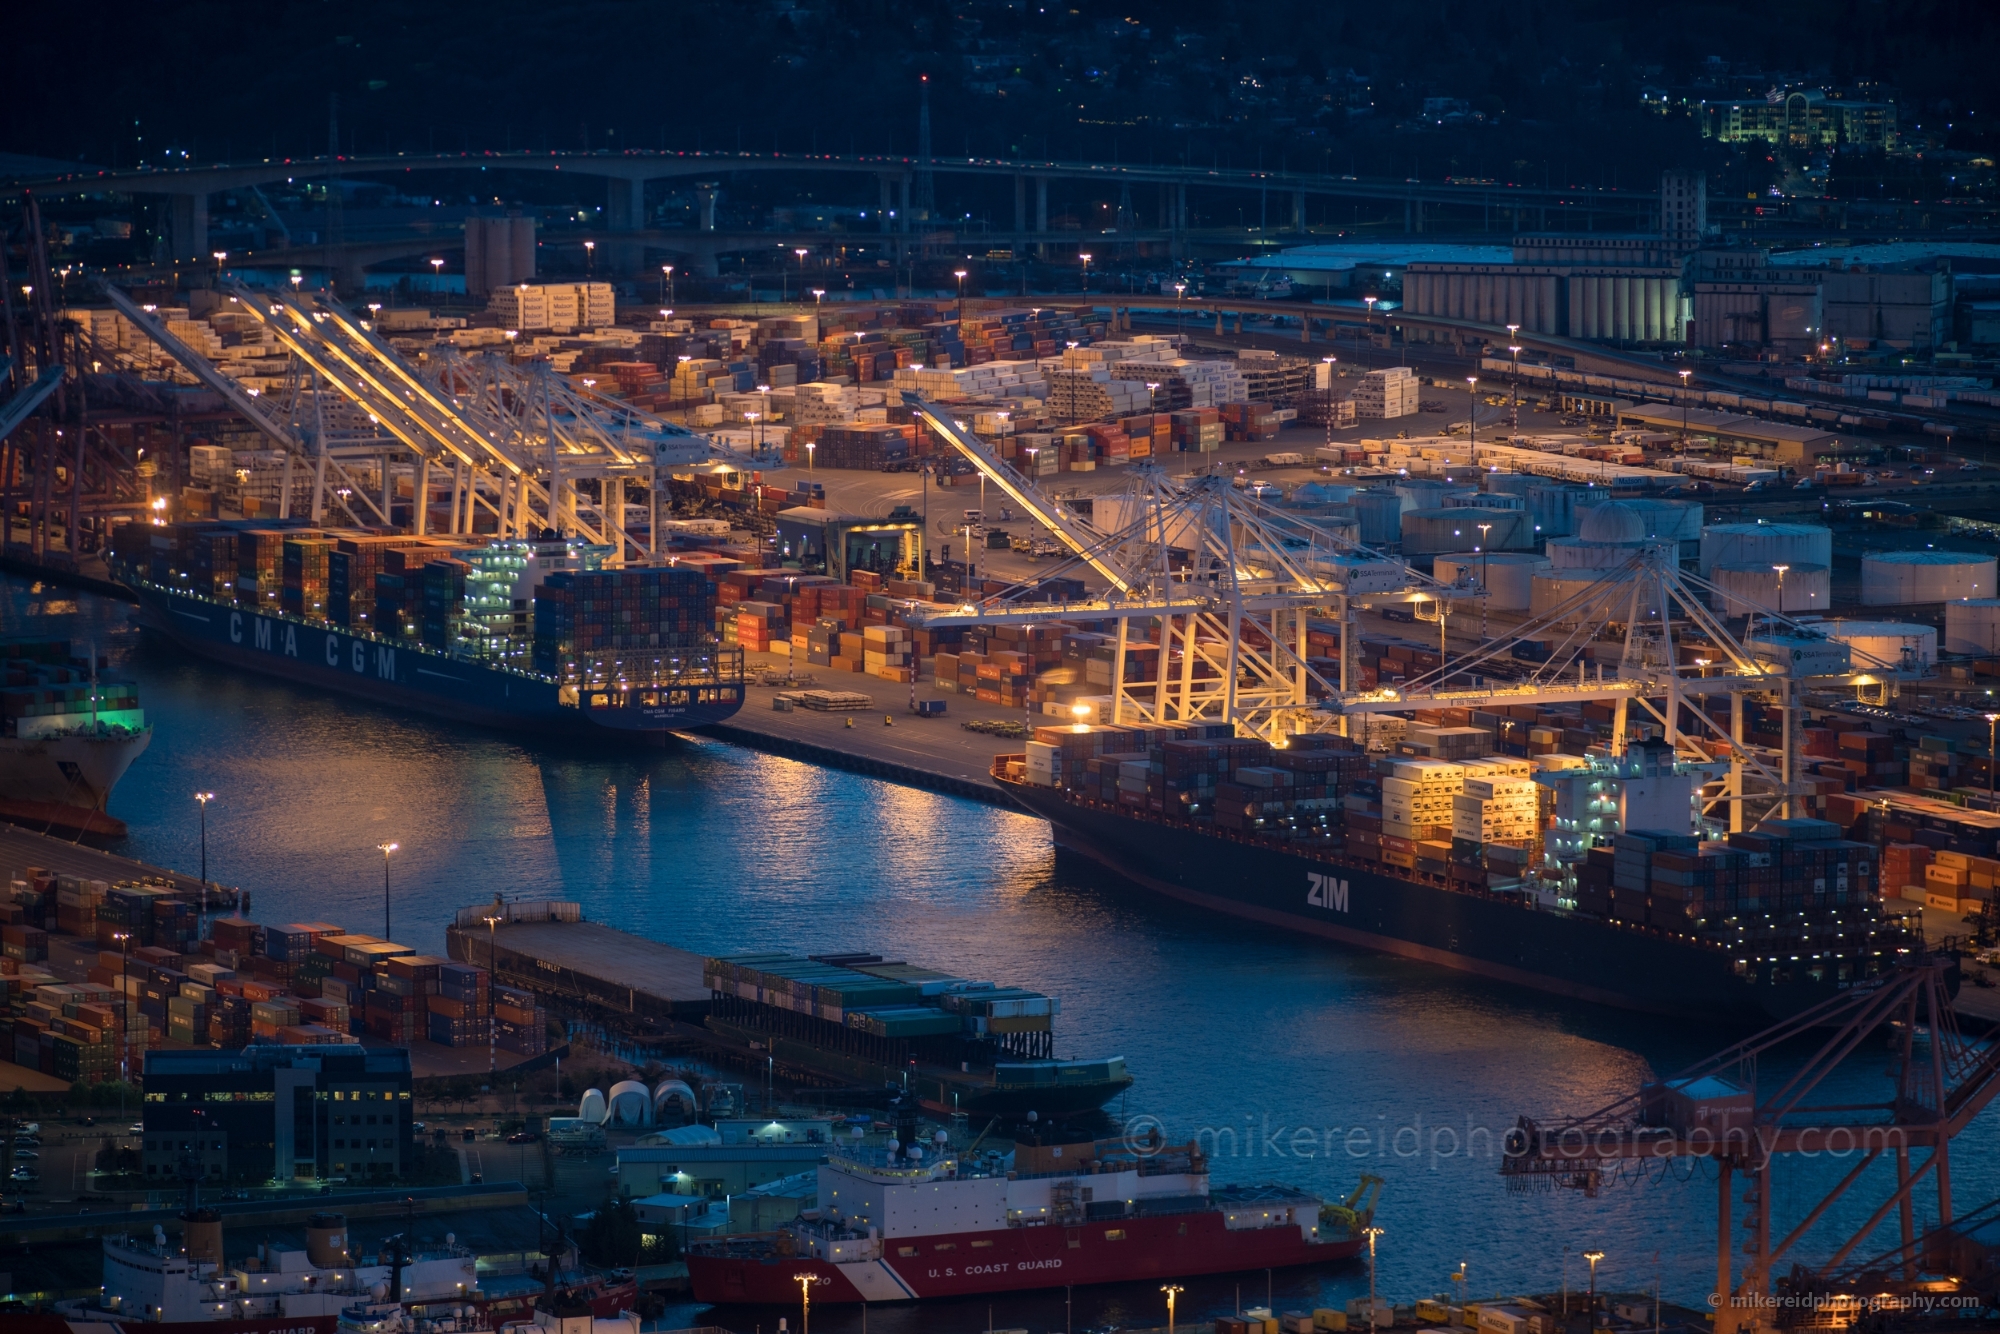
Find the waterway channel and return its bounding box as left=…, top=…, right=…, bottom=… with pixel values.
left=6, top=572, right=1998, bottom=1332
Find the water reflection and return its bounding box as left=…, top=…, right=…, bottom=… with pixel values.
left=3, top=575, right=1997, bottom=1320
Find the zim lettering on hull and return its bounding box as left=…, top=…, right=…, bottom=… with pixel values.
left=1307, top=871, right=1349, bottom=912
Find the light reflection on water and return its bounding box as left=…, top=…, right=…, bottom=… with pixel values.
left=5, top=576, right=1998, bottom=1331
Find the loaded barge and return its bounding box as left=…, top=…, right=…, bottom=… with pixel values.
left=992, top=724, right=1941, bottom=1022
left=446, top=902, right=1130, bottom=1119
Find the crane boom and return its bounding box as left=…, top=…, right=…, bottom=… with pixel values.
left=900, top=392, right=1136, bottom=594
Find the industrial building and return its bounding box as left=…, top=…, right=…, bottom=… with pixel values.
left=1613, top=406, right=1842, bottom=466
left=141, top=1044, right=415, bottom=1184
left=615, top=1118, right=835, bottom=1197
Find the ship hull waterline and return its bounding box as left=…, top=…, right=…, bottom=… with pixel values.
left=122, top=579, right=743, bottom=738
left=997, top=777, right=1914, bottom=1024
left=689, top=1211, right=1360, bottom=1304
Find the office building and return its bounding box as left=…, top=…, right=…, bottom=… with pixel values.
left=141, top=1044, right=414, bottom=1185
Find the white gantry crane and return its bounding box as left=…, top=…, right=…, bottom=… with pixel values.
left=108, top=281, right=722, bottom=564
left=903, top=393, right=1879, bottom=827
left=1327, top=534, right=1866, bottom=830
left=901, top=393, right=1461, bottom=743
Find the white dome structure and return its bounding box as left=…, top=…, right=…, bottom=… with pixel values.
left=1434, top=553, right=1551, bottom=611
left=652, top=1079, right=698, bottom=1122
left=1860, top=551, right=1997, bottom=606
left=1699, top=523, right=1833, bottom=575
left=577, top=1088, right=607, bottom=1124
left=1946, top=599, right=2000, bottom=655
left=1577, top=501, right=1649, bottom=545
left=605, top=1080, right=654, bottom=1127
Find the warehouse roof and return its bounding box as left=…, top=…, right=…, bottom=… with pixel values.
left=1229, top=242, right=1514, bottom=274
left=1614, top=406, right=1835, bottom=448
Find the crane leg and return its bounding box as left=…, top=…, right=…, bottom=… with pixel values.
left=1897, top=1144, right=1915, bottom=1281
left=1715, top=1160, right=1736, bottom=1334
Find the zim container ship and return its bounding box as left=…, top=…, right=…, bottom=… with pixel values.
left=703, top=951, right=1132, bottom=1119
left=991, top=725, right=1943, bottom=1023
left=688, top=1128, right=1377, bottom=1303
left=110, top=524, right=743, bottom=738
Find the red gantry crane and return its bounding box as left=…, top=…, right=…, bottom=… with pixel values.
left=1500, top=957, right=2000, bottom=1332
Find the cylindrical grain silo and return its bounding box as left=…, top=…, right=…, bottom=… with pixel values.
left=1401, top=508, right=1531, bottom=557
left=1698, top=522, right=1833, bottom=575
left=1709, top=561, right=1831, bottom=616
left=1824, top=620, right=1938, bottom=672
left=1945, top=599, right=2000, bottom=655
left=1859, top=551, right=1998, bottom=606
left=1435, top=552, right=1551, bottom=611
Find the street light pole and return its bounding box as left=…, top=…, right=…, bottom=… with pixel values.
left=1585, top=1250, right=1605, bottom=1322
left=954, top=269, right=969, bottom=330
left=378, top=841, right=399, bottom=938
left=1679, top=369, right=1693, bottom=451
left=194, top=791, right=215, bottom=936
left=483, top=914, right=502, bottom=1074
left=1505, top=324, right=1520, bottom=435
left=1987, top=713, right=1998, bottom=801
left=1161, top=1284, right=1183, bottom=1334
left=1079, top=252, right=1092, bottom=293
left=1362, top=1226, right=1384, bottom=1328
left=1466, top=376, right=1479, bottom=449
left=1476, top=524, right=1492, bottom=640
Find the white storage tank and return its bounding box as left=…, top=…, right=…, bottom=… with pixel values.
left=1859, top=551, right=1997, bottom=606
left=1354, top=489, right=1404, bottom=544
left=1945, top=599, right=2000, bottom=655
left=1823, top=620, right=1937, bottom=672
left=1698, top=522, right=1833, bottom=575
left=1626, top=498, right=1704, bottom=542
left=1435, top=552, right=1551, bottom=611
left=1709, top=561, right=1831, bottom=616
left=1531, top=568, right=1635, bottom=626
left=1401, top=508, right=1531, bottom=556
left=1527, top=484, right=1593, bottom=538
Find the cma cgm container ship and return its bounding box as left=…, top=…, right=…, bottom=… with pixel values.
left=992, top=727, right=1942, bottom=1022
left=110, top=524, right=742, bottom=738
left=703, top=951, right=1132, bottom=1119
left=689, top=1130, right=1376, bottom=1303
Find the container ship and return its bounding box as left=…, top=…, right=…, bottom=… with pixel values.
left=703, top=951, right=1132, bottom=1119
left=0, top=637, right=151, bottom=837
left=687, top=1127, right=1376, bottom=1304
left=108, top=524, right=743, bottom=738
left=991, top=724, right=1941, bottom=1022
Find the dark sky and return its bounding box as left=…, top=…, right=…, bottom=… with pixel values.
left=5, top=0, right=1994, bottom=183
